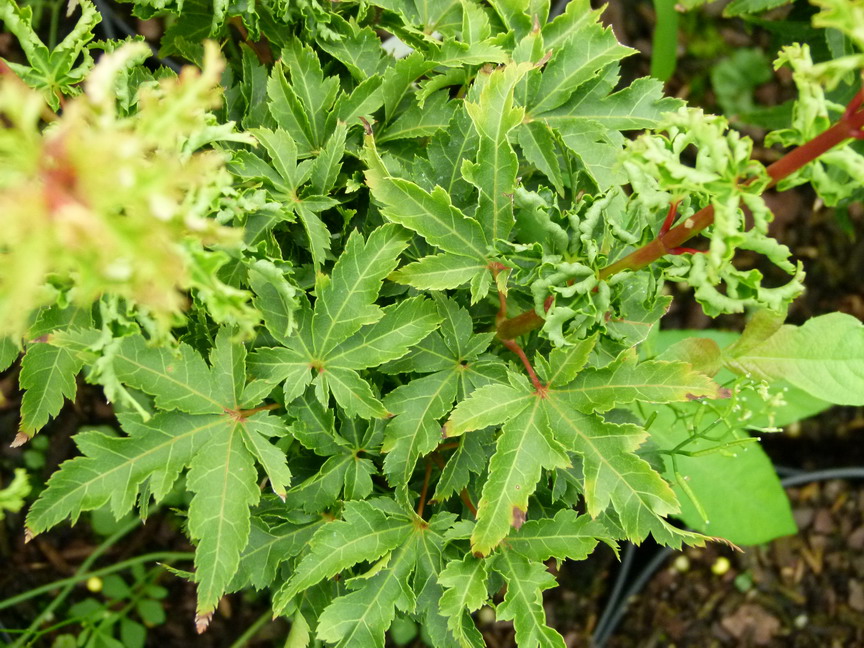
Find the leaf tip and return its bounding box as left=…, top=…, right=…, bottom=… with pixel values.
left=512, top=506, right=527, bottom=530
left=359, top=115, right=373, bottom=136
left=11, top=432, right=30, bottom=448
left=24, top=527, right=35, bottom=544
left=195, top=611, right=214, bottom=634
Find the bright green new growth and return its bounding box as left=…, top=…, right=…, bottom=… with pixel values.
left=0, top=30, right=258, bottom=340
left=3, top=0, right=864, bottom=644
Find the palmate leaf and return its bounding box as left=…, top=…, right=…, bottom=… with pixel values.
left=249, top=128, right=335, bottom=269
left=249, top=225, right=430, bottom=419
left=282, top=390, right=381, bottom=512
left=438, top=555, right=488, bottom=648
left=27, top=329, right=292, bottom=621
left=463, top=63, right=532, bottom=243
left=272, top=499, right=415, bottom=614
left=363, top=139, right=489, bottom=261
left=381, top=297, right=503, bottom=500
left=443, top=351, right=725, bottom=552
left=18, top=343, right=83, bottom=437
left=492, top=552, right=565, bottom=648
left=312, top=225, right=410, bottom=356
left=555, top=349, right=729, bottom=413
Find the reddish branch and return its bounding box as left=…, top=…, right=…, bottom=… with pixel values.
left=228, top=17, right=274, bottom=65
left=430, top=451, right=478, bottom=516
left=496, top=90, right=864, bottom=341
left=501, top=338, right=545, bottom=392
left=234, top=403, right=280, bottom=417
left=416, top=460, right=433, bottom=518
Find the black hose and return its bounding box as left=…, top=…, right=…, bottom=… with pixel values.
left=92, top=0, right=117, bottom=40
left=91, top=0, right=182, bottom=73
left=591, top=466, right=864, bottom=647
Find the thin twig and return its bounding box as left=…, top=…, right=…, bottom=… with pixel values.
left=495, top=89, right=864, bottom=340
left=228, top=17, right=274, bottom=65
left=417, top=459, right=433, bottom=518
left=501, top=338, right=544, bottom=392
left=235, top=403, right=280, bottom=417
left=430, top=451, right=477, bottom=516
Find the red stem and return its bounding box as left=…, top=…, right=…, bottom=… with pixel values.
left=501, top=338, right=544, bottom=391
left=496, top=92, right=864, bottom=340
left=431, top=451, right=478, bottom=516
left=417, top=459, right=433, bottom=518
left=235, top=403, right=281, bottom=417
left=490, top=265, right=508, bottom=323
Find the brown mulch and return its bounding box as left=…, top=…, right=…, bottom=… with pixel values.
left=604, top=478, right=864, bottom=648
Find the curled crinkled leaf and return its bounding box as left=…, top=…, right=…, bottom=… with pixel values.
left=0, top=42, right=256, bottom=337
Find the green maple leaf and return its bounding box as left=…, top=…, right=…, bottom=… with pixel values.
left=249, top=225, right=437, bottom=419
left=271, top=498, right=416, bottom=614
left=462, top=63, right=533, bottom=243
left=312, top=510, right=456, bottom=648
left=0, top=0, right=100, bottom=109
left=492, top=552, right=565, bottom=648
left=27, top=328, right=292, bottom=623
left=381, top=297, right=502, bottom=502
left=444, top=342, right=726, bottom=553
left=438, top=555, right=489, bottom=648
left=281, top=390, right=378, bottom=513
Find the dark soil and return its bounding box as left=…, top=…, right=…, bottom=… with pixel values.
left=2, top=1, right=864, bottom=647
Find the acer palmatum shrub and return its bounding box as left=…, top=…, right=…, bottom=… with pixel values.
left=2, top=0, right=864, bottom=644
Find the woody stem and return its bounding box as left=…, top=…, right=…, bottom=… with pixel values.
left=501, top=338, right=544, bottom=391
left=496, top=91, right=864, bottom=341
left=417, top=460, right=433, bottom=518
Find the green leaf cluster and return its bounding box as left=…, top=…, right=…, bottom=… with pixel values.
left=2, top=0, right=863, bottom=645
